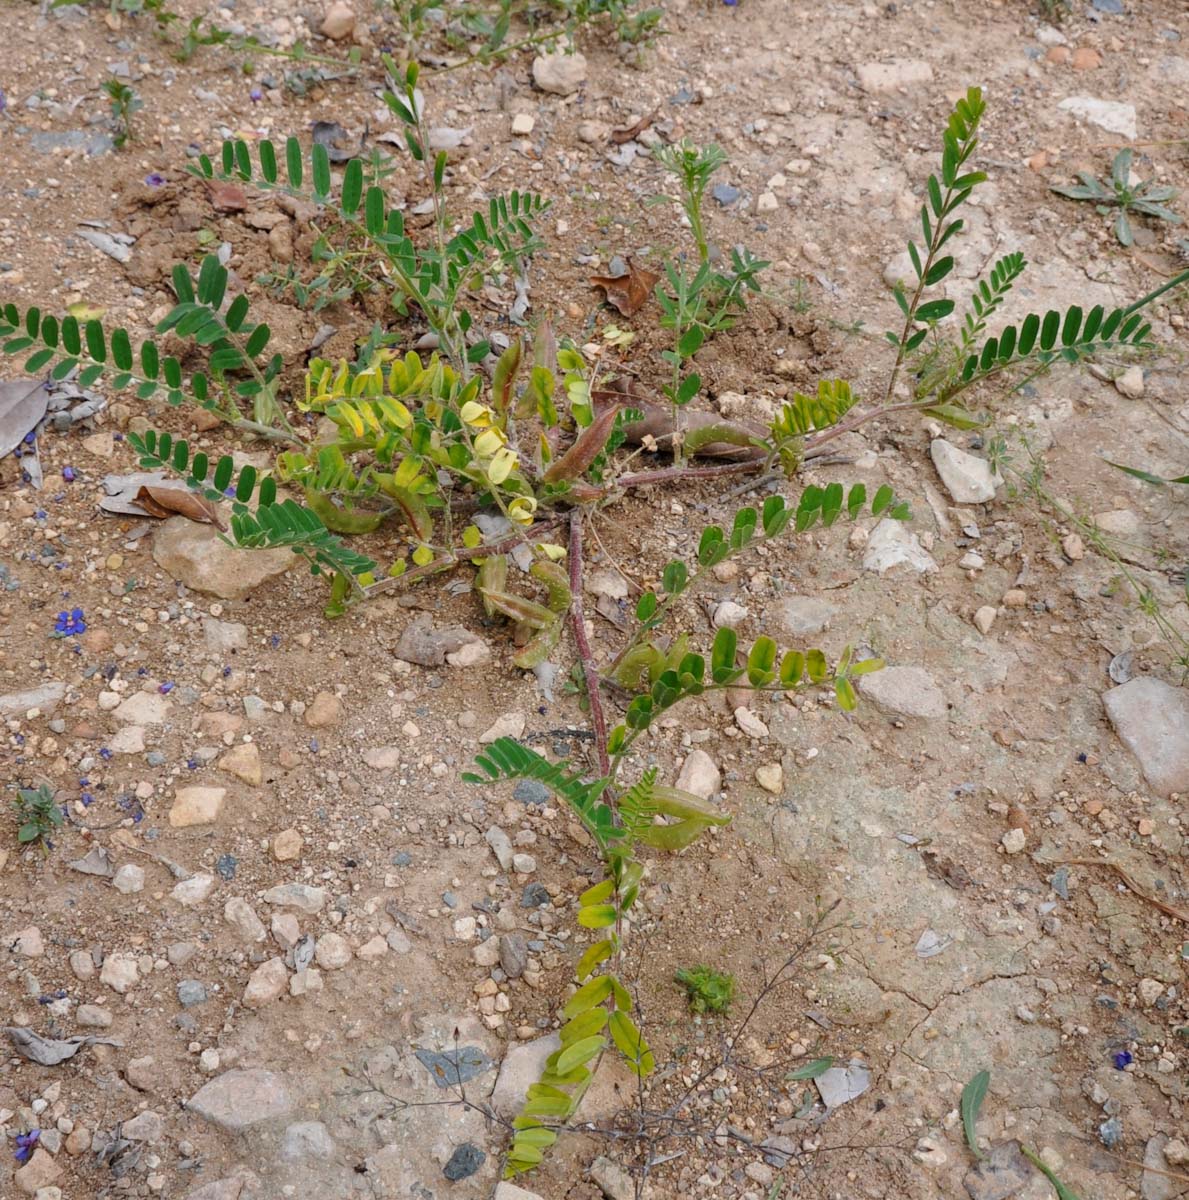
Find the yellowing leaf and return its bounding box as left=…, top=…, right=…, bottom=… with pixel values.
left=412, top=544, right=434, bottom=566
left=487, top=446, right=518, bottom=485
left=462, top=524, right=483, bottom=549
left=535, top=542, right=566, bottom=561
left=66, top=301, right=106, bottom=321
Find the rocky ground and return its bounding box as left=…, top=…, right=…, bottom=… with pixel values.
left=1, top=0, right=1188, bottom=1199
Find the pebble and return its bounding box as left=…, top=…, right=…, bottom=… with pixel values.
left=9, top=926, right=45, bottom=957
left=304, top=691, right=342, bottom=727
left=734, top=707, right=769, bottom=738
left=169, top=787, right=226, bottom=828
left=511, top=113, right=535, bottom=136
left=113, top=691, right=171, bottom=725
left=76, top=1004, right=113, bottom=1028
left=500, top=933, right=529, bottom=979
left=766, top=596, right=835, bottom=639
left=1115, top=366, right=1144, bottom=398
left=930, top=439, right=1000, bottom=504
left=1103, top=678, right=1189, bottom=796
left=272, top=829, right=304, bottom=861
left=243, top=957, right=290, bottom=1007
left=186, top=1069, right=293, bottom=1132
left=224, top=897, right=266, bottom=942
left=178, top=980, right=209, bottom=1007
left=218, top=743, right=262, bottom=786
left=319, top=1, right=355, bottom=39
left=973, top=606, right=998, bottom=635
left=862, top=519, right=938, bottom=575
left=512, top=780, right=551, bottom=806
left=755, top=763, right=784, bottom=794
left=314, top=933, right=352, bottom=970
left=511, top=852, right=537, bottom=873
left=100, top=954, right=139, bottom=994
left=1002, top=828, right=1027, bottom=854
left=14, top=1149, right=61, bottom=1194
left=1062, top=533, right=1085, bottom=560
left=262, top=883, right=326, bottom=914
left=859, top=665, right=947, bottom=720
left=485, top=826, right=515, bottom=870
left=857, top=59, right=934, bottom=92
left=1057, top=96, right=1136, bottom=139
left=203, top=618, right=248, bottom=653
left=480, top=712, right=526, bottom=743
left=172, top=873, right=216, bottom=906
left=290, top=967, right=322, bottom=997
left=532, top=50, right=587, bottom=95
left=357, top=935, right=388, bottom=960
left=111, top=863, right=145, bottom=894
left=1138, top=978, right=1164, bottom=1006
left=444, top=1143, right=486, bottom=1181
left=713, top=601, right=749, bottom=629
left=676, top=749, right=720, bottom=799
left=125, top=1055, right=158, bottom=1091
left=154, top=517, right=294, bottom=600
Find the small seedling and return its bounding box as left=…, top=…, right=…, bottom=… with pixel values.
left=1051, top=149, right=1180, bottom=247
left=13, top=785, right=63, bottom=850
left=675, top=964, right=736, bottom=1013
left=102, top=78, right=142, bottom=148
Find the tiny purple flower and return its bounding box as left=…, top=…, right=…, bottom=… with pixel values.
left=249, top=87, right=263, bottom=102
left=99, top=747, right=113, bottom=761
left=14, top=1130, right=39, bottom=1164
left=1113, top=1051, right=1132, bottom=1070
left=80, top=791, right=94, bottom=807
left=158, top=681, right=175, bottom=695
left=144, top=172, right=166, bottom=187
left=62, top=466, right=75, bottom=482
left=0, top=88, right=7, bottom=114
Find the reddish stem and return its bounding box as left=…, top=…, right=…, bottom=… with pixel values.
left=568, top=509, right=611, bottom=776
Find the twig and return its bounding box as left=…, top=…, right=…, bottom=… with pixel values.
left=569, top=509, right=611, bottom=776
left=1052, top=858, right=1189, bottom=922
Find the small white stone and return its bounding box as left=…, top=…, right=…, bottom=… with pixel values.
left=1114, top=365, right=1144, bottom=398
left=1001, top=828, right=1027, bottom=854
left=1137, top=978, right=1164, bottom=1006
left=712, top=601, right=749, bottom=629
left=734, top=707, right=769, bottom=738
left=512, top=853, right=537, bottom=874
left=973, top=606, right=997, bottom=635
left=675, top=749, right=720, bottom=799
left=511, top=113, right=535, bottom=136
left=756, top=191, right=778, bottom=213
left=112, top=864, right=145, bottom=895
left=755, top=764, right=783, bottom=793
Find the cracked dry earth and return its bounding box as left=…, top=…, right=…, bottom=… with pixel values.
left=1, top=0, right=1188, bottom=1198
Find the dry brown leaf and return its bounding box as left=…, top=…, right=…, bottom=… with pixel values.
left=589, top=261, right=659, bottom=317
left=610, top=109, right=658, bottom=144
left=135, top=486, right=225, bottom=529
left=205, top=179, right=248, bottom=213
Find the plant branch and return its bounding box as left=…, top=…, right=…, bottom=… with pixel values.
left=569, top=509, right=611, bottom=776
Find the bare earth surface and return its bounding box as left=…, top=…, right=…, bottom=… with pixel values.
left=0, top=1, right=1187, bottom=1198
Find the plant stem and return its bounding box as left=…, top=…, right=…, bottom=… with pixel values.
left=568, top=509, right=611, bottom=776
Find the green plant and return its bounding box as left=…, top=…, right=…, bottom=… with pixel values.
left=1051, top=149, right=1180, bottom=247
left=674, top=964, right=736, bottom=1014
left=651, top=139, right=769, bottom=455
left=102, top=78, right=142, bottom=148
left=654, top=139, right=728, bottom=264
left=464, top=489, right=901, bottom=1178
left=392, top=0, right=662, bottom=70
left=13, top=785, right=63, bottom=851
